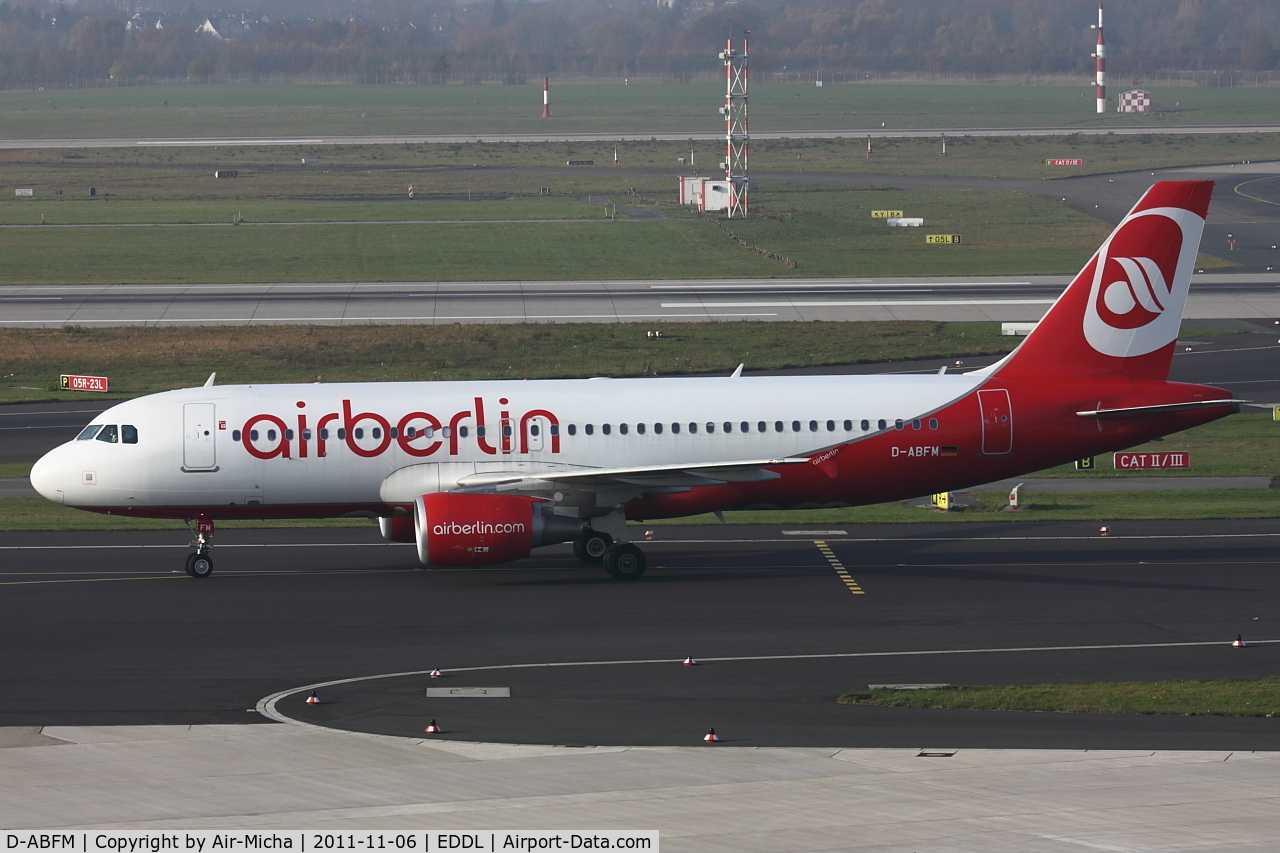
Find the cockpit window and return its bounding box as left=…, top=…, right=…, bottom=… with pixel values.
left=122, top=425, right=138, bottom=444
left=76, top=425, right=103, bottom=441
left=95, top=424, right=119, bottom=443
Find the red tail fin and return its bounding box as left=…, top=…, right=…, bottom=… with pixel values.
left=993, top=181, right=1212, bottom=381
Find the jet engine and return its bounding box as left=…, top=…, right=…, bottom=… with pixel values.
left=378, top=515, right=416, bottom=543
left=413, top=492, right=582, bottom=567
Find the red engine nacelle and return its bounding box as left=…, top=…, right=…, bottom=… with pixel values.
left=413, top=492, right=581, bottom=567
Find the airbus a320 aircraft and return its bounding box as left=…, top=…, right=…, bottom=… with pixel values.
left=31, top=181, right=1240, bottom=580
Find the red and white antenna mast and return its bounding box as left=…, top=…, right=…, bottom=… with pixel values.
left=719, top=32, right=749, bottom=218
left=1091, top=4, right=1106, bottom=114
left=542, top=76, right=551, bottom=118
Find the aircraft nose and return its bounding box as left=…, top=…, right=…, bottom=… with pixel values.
left=29, top=450, right=65, bottom=504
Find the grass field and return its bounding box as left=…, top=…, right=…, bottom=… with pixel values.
left=838, top=678, right=1280, bottom=717
left=0, top=320, right=1016, bottom=401
left=0, top=187, right=1116, bottom=284
left=5, top=83, right=1280, bottom=138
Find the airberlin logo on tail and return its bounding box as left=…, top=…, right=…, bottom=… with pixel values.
left=1082, top=206, right=1203, bottom=358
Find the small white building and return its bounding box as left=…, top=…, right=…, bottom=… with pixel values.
left=678, top=177, right=732, bottom=212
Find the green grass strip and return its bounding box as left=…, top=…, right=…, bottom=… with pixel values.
left=839, top=678, right=1280, bottom=717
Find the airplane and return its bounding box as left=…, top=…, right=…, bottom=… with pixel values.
left=29, top=181, right=1241, bottom=580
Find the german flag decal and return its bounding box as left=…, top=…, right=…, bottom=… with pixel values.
left=940, top=446, right=959, bottom=457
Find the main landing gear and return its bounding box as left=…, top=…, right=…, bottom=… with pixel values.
left=572, top=529, right=647, bottom=580
left=184, top=518, right=215, bottom=579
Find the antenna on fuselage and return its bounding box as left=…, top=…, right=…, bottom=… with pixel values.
left=731, top=363, right=745, bottom=378
left=203, top=372, right=216, bottom=387
left=937, top=365, right=948, bottom=375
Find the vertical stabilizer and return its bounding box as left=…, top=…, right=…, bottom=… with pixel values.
left=991, top=181, right=1212, bottom=382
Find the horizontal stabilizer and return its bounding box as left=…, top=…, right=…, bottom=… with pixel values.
left=1076, top=399, right=1244, bottom=419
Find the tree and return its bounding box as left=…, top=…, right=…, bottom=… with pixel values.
left=187, top=56, right=211, bottom=78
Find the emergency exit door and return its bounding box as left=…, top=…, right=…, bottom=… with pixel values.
left=977, top=389, right=1013, bottom=456
left=183, top=403, right=217, bottom=470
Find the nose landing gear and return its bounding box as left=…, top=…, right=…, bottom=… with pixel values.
left=184, top=518, right=215, bottom=578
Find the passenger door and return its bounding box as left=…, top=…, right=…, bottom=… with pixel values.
left=977, top=389, right=1013, bottom=456
left=183, top=403, right=217, bottom=470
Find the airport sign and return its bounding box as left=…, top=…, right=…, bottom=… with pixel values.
left=1114, top=451, right=1189, bottom=470
left=60, top=374, right=109, bottom=393
left=1047, top=159, right=1084, bottom=166
left=871, top=210, right=904, bottom=218
left=926, top=234, right=962, bottom=244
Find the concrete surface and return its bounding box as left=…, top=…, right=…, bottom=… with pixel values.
left=1, top=723, right=1276, bottom=852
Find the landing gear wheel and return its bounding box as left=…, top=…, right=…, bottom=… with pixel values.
left=603, top=543, right=646, bottom=580
left=573, top=530, right=613, bottom=565
left=187, top=552, right=214, bottom=579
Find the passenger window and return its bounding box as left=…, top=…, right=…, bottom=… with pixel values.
left=603, top=424, right=611, bottom=435
left=77, top=425, right=103, bottom=441
left=929, top=418, right=939, bottom=430
left=689, top=423, right=698, bottom=434
left=424, top=426, right=434, bottom=438
left=530, top=425, right=539, bottom=436
left=637, top=423, right=646, bottom=435
left=757, top=421, right=766, bottom=432
left=706, top=423, right=715, bottom=433
left=877, top=419, right=887, bottom=430
left=390, top=427, right=398, bottom=438
left=810, top=421, right=819, bottom=432
left=302, top=429, right=312, bottom=440
left=502, top=425, right=512, bottom=437
left=96, top=424, right=118, bottom=443
left=672, top=423, right=681, bottom=434
left=267, top=429, right=278, bottom=441
left=791, top=421, right=800, bottom=432
left=586, top=424, right=594, bottom=435
left=476, top=426, right=485, bottom=437
left=827, top=420, right=835, bottom=432
left=460, top=426, right=469, bottom=437
left=743, top=422, right=751, bottom=433
left=232, top=430, right=241, bottom=442
left=725, top=422, right=734, bottom=433
left=619, top=423, right=629, bottom=435
left=567, top=424, right=577, bottom=436
left=655, top=423, right=664, bottom=434
left=285, top=429, right=294, bottom=440
left=250, top=429, right=259, bottom=441
left=337, top=428, right=347, bottom=440
left=441, top=427, right=450, bottom=438
left=912, top=419, right=921, bottom=430
left=372, top=427, right=382, bottom=439
left=319, top=428, right=329, bottom=439
left=895, top=419, right=904, bottom=430
left=550, top=424, right=559, bottom=436
left=843, top=420, right=852, bottom=431
left=775, top=421, right=784, bottom=432
left=121, top=425, right=138, bottom=444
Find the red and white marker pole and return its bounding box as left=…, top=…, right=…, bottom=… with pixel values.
left=1092, top=4, right=1106, bottom=114
left=542, top=76, right=551, bottom=118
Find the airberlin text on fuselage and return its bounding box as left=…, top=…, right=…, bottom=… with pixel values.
left=239, top=396, right=561, bottom=460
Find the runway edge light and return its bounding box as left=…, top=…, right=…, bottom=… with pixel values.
left=430, top=668, right=442, bottom=678
left=1232, top=635, right=1246, bottom=649
left=305, top=691, right=319, bottom=705
left=425, top=719, right=442, bottom=733
left=703, top=728, right=719, bottom=743
left=684, top=656, right=698, bottom=666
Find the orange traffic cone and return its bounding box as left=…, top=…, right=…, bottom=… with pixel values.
left=1099, top=526, right=1110, bottom=536
left=703, top=727, right=719, bottom=743
left=424, top=719, right=441, bottom=733
left=1232, top=635, right=1246, bottom=649
left=683, top=656, right=698, bottom=666
left=430, top=668, right=442, bottom=678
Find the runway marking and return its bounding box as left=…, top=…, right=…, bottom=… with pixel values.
left=258, top=637, right=1280, bottom=727
left=661, top=299, right=1057, bottom=309
left=815, top=540, right=864, bottom=595
left=651, top=282, right=1033, bottom=289
left=0, top=313, right=781, bottom=324
left=1233, top=176, right=1280, bottom=208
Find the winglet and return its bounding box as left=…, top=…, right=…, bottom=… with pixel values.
left=203, top=372, right=216, bottom=387
left=731, top=363, right=745, bottom=378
